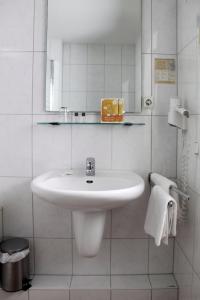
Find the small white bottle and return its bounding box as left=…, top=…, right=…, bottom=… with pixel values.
left=73, top=112, right=79, bottom=123
left=81, top=112, right=86, bottom=123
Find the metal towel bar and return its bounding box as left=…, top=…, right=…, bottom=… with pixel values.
left=148, top=173, right=190, bottom=207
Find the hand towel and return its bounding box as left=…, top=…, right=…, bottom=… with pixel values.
left=144, top=185, right=177, bottom=246
left=150, top=172, right=180, bottom=219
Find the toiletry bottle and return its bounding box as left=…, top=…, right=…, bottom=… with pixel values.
left=117, top=99, right=125, bottom=122
left=112, top=99, right=118, bottom=122
left=81, top=112, right=86, bottom=123
left=101, top=98, right=115, bottom=122
left=73, top=112, right=79, bottom=123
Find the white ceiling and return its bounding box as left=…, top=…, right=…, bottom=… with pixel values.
left=48, top=0, right=141, bottom=44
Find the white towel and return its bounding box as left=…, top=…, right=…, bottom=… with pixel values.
left=150, top=172, right=178, bottom=198
left=144, top=185, right=177, bottom=246
left=150, top=172, right=180, bottom=220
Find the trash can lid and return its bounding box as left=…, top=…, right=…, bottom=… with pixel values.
left=0, top=238, right=29, bottom=255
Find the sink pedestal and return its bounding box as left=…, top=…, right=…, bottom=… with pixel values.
left=72, top=210, right=106, bottom=257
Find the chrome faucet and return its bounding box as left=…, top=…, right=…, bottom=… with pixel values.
left=86, top=157, right=95, bottom=176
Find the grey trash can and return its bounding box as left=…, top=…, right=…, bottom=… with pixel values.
left=0, top=238, right=31, bottom=292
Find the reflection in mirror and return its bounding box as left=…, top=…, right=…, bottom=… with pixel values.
left=46, top=0, right=141, bottom=112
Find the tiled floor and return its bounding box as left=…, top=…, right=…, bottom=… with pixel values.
left=0, top=274, right=178, bottom=300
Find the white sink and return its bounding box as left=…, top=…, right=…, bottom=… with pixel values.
left=31, top=169, right=144, bottom=257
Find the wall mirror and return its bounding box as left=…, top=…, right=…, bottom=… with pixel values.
left=46, top=0, right=142, bottom=112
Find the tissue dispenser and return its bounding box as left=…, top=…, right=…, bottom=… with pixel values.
left=168, top=98, right=189, bottom=130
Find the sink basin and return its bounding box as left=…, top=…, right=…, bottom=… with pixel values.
left=31, top=169, right=144, bottom=257
left=31, top=170, right=144, bottom=211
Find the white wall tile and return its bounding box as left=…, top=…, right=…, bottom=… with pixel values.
left=177, top=0, right=200, bottom=52
left=0, top=290, right=28, bottom=300
left=70, top=65, right=87, bottom=91
left=0, top=0, right=34, bottom=51
left=178, top=39, right=200, bottom=114
left=192, top=272, right=200, bottom=300
left=68, top=92, right=87, bottom=111
left=122, top=45, right=135, bottom=65
left=30, top=276, right=70, bottom=300
left=104, top=91, right=122, bottom=99
left=30, top=290, right=69, bottom=300
left=111, top=239, right=148, bottom=274
left=112, top=183, right=149, bottom=238
left=152, top=54, right=177, bottom=115
left=105, top=45, right=122, bottom=65
left=70, top=276, right=110, bottom=300
left=31, top=275, right=71, bottom=289
left=0, top=52, right=32, bottom=114
left=63, top=44, right=70, bottom=65
left=70, top=45, right=87, bottom=65
left=71, top=276, right=110, bottom=289
left=122, top=93, right=135, bottom=111
left=194, top=116, right=200, bottom=194
left=71, top=125, right=111, bottom=170
left=111, top=116, right=151, bottom=174
left=111, top=275, right=150, bottom=289
left=152, top=116, right=177, bottom=178
left=33, top=115, right=71, bottom=176
left=122, top=66, right=135, bottom=93
left=87, top=65, right=104, bottom=91
left=149, top=274, right=177, bottom=289
left=0, top=177, right=33, bottom=238
left=88, top=45, right=105, bottom=64
left=73, top=240, right=110, bottom=275
left=62, top=65, right=70, bottom=91
left=149, top=239, right=174, bottom=274
left=174, top=242, right=193, bottom=300
left=152, top=289, right=177, bottom=300
left=112, top=290, right=151, bottom=300
left=193, top=191, right=200, bottom=277
left=33, top=195, right=72, bottom=238
left=34, top=0, right=47, bottom=51
left=176, top=187, right=196, bottom=265
left=35, top=238, right=72, bottom=275
left=0, top=115, right=32, bottom=177
left=70, top=290, right=110, bottom=300
left=86, top=92, right=103, bottom=111
left=152, top=0, right=176, bottom=54
left=142, top=54, right=152, bottom=98
left=33, top=52, right=46, bottom=114
left=142, top=0, right=152, bottom=54
left=177, top=115, right=198, bottom=193
left=105, top=65, right=122, bottom=92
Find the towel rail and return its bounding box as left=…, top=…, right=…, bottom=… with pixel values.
left=148, top=173, right=190, bottom=203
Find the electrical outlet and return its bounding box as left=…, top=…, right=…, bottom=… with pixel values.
left=143, top=96, right=154, bottom=109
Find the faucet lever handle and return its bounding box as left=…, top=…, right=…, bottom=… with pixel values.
left=86, top=157, right=95, bottom=176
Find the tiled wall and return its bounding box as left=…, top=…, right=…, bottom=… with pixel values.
left=0, top=0, right=177, bottom=277
left=174, top=0, right=200, bottom=299
left=62, top=43, right=137, bottom=112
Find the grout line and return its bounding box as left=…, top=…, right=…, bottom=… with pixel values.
left=31, top=273, right=176, bottom=277
left=177, top=35, right=198, bottom=55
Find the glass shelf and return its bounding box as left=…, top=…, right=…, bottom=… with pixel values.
left=37, top=122, right=145, bottom=126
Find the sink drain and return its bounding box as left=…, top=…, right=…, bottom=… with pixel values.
left=86, top=180, right=93, bottom=184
